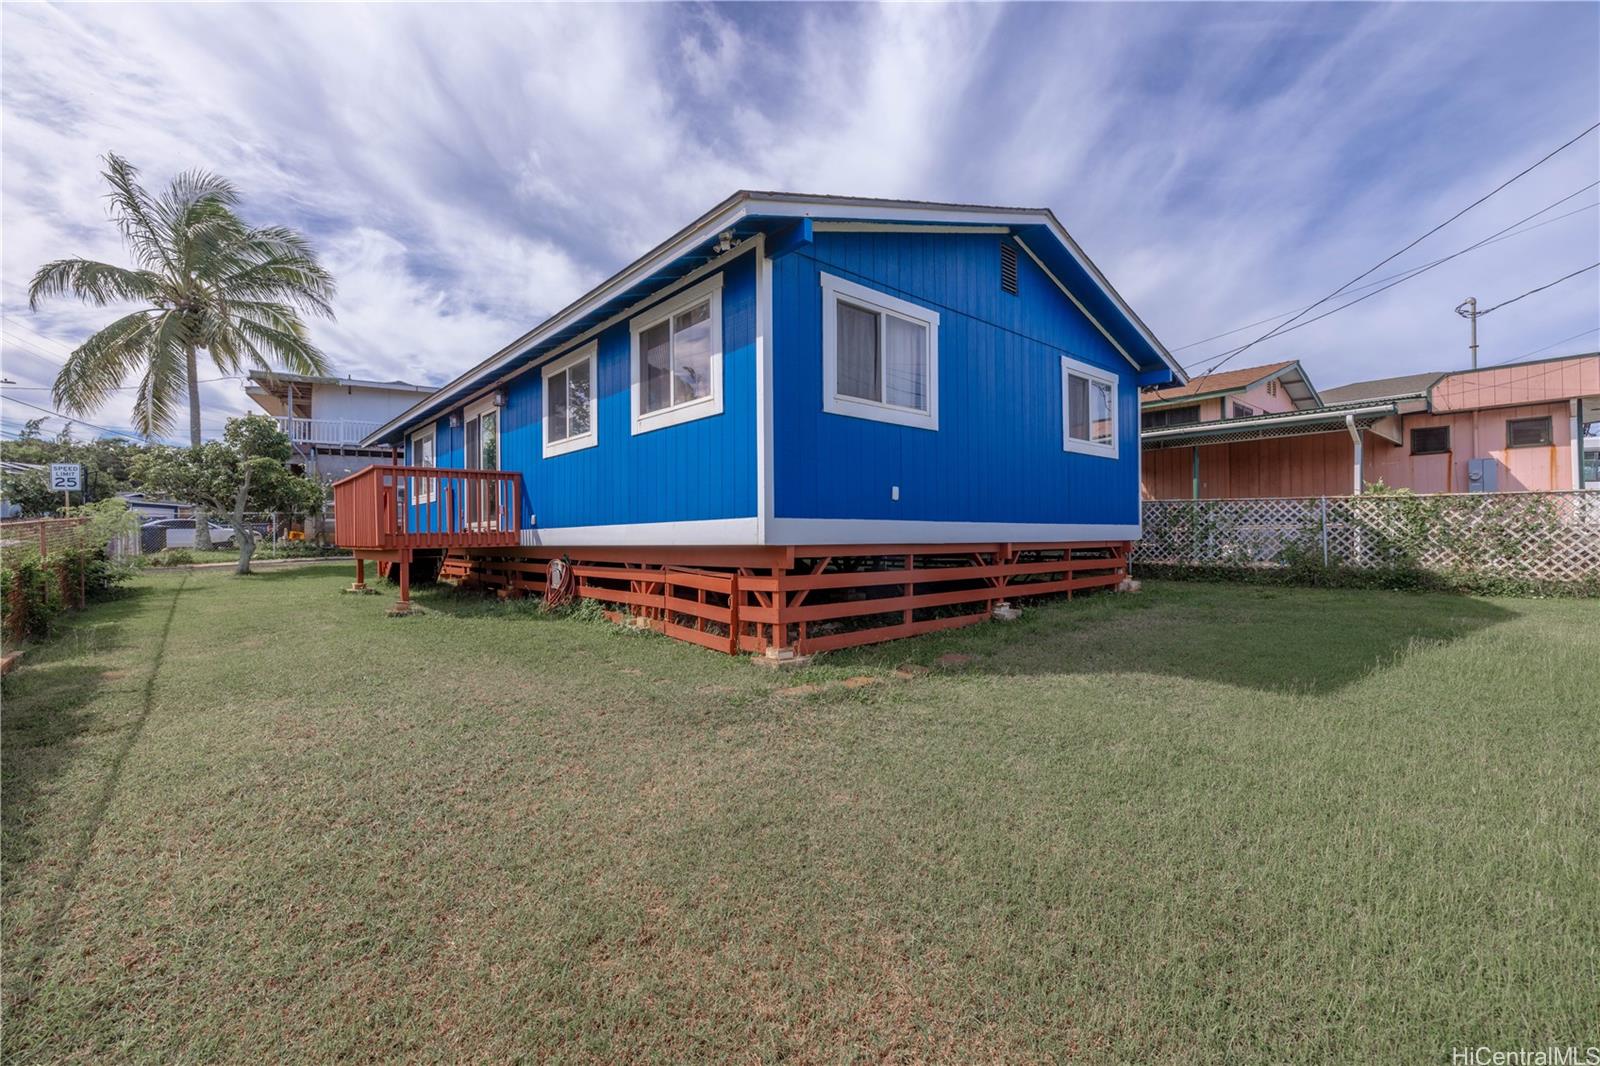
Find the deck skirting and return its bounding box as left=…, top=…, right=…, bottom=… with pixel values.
left=434, top=541, right=1130, bottom=655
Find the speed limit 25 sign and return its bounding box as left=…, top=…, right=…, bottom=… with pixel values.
left=49, top=463, right=83, bottom=491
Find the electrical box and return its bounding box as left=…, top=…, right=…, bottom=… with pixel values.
left=1467, top=458, right=1499, bottom=493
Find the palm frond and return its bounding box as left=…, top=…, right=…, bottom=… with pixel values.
left=214, top=252, right=336, bottom=316
left=51, top=311, right=158, bottom=415
left=27, top=259, right=163, bottom=310
left=100, top=154, right=178, bottom=275
left=227, top=310, right=331, bottom=376
left=130, top=313, right=190, bottom=438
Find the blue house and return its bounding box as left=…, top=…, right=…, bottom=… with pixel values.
left=338, top=193, right=1185, bottom=653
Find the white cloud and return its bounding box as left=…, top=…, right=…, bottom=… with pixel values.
left=2, top=2, right=1596, bottom=445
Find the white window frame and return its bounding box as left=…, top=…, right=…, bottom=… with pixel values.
left=820, top=272, right=940, bottom=431
left=1061, top=354, right=1119, bottom=459
left=408, top=424, right=437, bottom=503
left=465, top=395, right=503, bottom=470
left=629, top=272, right=724, bottom=436
left=541, top=342, right=599, bottom=458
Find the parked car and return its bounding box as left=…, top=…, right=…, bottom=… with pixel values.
left=140, top=517, right=237, bottom=548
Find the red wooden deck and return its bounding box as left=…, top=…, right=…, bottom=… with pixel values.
left=332, top=464, right=521, bottom=551
left=437, top=541, right=1131, bottom=655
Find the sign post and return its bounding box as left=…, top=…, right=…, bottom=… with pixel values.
left=50, top=463, right=83, bottom=513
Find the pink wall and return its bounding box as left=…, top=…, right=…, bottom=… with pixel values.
left=1229, top=378, right=1300, bottom=417
left=1142, top=401, right=1576, bottom=499
left=1431, top=356, right=1599, bottom=413
left=1366, top=402, right=1574, bottom=493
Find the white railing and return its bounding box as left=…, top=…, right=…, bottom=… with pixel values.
left=1134, top=490, right=1600, bottom=585
left=274, top=417, right=384, bottom=446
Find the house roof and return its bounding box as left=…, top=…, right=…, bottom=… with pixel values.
left=1142, top=360, right=1322, bottom=409
left=363, top=190, right=1187, bottom=446
left=246, top=371, right=433, bottom=394
left=1321, top=371, right=1443, bottom=404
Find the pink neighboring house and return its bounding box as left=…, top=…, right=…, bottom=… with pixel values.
left=1141, top=353, right=1600, bottom=499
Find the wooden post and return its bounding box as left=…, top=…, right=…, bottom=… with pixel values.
left=389, top=549, right=414, bottom=616
left=354, top=558, right=366, bottom=589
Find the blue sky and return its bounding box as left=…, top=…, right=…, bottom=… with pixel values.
left=2, top=2, right=1597, bottom=443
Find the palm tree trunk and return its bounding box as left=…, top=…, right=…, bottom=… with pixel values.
left=187, top=343, right=213, bottom=551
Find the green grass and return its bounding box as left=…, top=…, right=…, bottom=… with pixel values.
left=3, top=570, right=1595, bottom=1062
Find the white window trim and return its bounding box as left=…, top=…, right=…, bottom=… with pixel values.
left=465, top=395, right=503, bottom=469
left=541, top=342, right=598, bottom=459
left=408, top=425, right=437, bottom=503
left=629, top=272, right=724, bottom=436
left=820, top=272, right=940, bottom=431
left=1061, top=354, right=1119, bottom=459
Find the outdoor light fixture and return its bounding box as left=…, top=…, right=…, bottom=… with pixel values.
left=714, top=229, right=736, bottom=254
left=448, top=412, right=462, bottom=428
left=492, top=389, right=507, bottom=407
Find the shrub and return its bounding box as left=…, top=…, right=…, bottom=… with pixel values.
left=2, top=559, right=62, bottom=643
left=149, top=548, right=196, bottom=568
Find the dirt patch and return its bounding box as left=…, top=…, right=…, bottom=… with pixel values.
left=841, top=676, right=881, bottom=689
left=935, top=653, right=975, bottom=668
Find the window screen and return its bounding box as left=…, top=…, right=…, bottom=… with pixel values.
left=1506, top=416, right=1552, bottom=448
left=1410, top=426, right=1450, bottom=455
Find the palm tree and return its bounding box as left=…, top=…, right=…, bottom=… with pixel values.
left=29, top=153, right=336, bottom=548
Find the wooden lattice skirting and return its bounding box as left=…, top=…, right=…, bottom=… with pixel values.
left=434, top=541, right=1130, bottom=656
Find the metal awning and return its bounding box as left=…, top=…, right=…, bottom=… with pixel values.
left=1141, top=401, right=1401, bottom=450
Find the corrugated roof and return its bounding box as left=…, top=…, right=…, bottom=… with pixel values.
left=1321, top=371, right=1443, bottom=404
left=1142, top=361, right=1296, bottom=403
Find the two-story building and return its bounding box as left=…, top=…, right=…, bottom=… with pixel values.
left=244, top=371, right=434, bottom=483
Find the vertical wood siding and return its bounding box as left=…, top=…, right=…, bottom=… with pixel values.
left=772, top=231, right=1140, bottom=526
left=410, top=255, right=758, bottom=531
left=1142, top=400, right=1578, bottom=499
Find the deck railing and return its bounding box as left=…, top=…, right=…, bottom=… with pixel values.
left=332, top=465, right=521, bottom=550
left=274, top=416, right=385, bottom=446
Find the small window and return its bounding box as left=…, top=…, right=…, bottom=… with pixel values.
left=1410, top=426, right=1450, bottom=455
left=1506, top=416, right=1552, bottom=448
left=1143, top=404, right=1200, bottom=429
left=821, top=273, right=940, bottom=430
left=542, top=343, right=598, bottom=458
left=1062, top=355, right=1118, bottom=458
left=630, top=273, right=724, bottom=435
left=409, top=427, right=437, bottom=503
left=1000, top=242, right=1019, bottom=295
left=1231, top=401, right=1256, bottom=419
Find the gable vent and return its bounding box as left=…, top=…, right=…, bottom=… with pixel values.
left=999, top=241, right=1019, bottom=295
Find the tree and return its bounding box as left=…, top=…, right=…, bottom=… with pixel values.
left=132, top=414, right=323, bottom=574
left=28, top=153, right=336, bottom=548
left=0, top=469, right=60, bottom=518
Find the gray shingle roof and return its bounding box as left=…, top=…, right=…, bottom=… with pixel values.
left=1320, top=372, right=1443, bottom=404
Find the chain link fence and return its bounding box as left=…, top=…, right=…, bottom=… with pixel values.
left=1135, top=490, right=1600, bottom=586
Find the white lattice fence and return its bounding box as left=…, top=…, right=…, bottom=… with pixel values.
left=1136, top=491, right=1600, bottom=584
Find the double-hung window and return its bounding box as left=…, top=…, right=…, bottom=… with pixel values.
left=1061, top=355, right=1118, bottom=458
left=821, top=273, right=940, bottom=430
left=630, top=273, right=723, bottom=434
left=409, top=426, right=437, bottom=503
left=542, top=343, right=598, bottom=458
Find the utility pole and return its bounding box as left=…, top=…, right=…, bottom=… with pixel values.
left=1454, top=297, right=1479, bottom=369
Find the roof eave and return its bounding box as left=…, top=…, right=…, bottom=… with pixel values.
left=364, top=192, right=1187, bottom=446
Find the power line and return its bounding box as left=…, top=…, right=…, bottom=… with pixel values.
left=1175, top=191, right=1600, bottom=367
left=1476, top=263, right=1599, bottom=316
left=0, top=394, right=151, bottom=442
left=1186, top=120, right=1600, bottom=384
left=1482, top=326, right=1600, bottom=368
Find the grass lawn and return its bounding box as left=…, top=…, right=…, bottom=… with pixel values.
left=3, top=568, right=1595, bottom=1062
